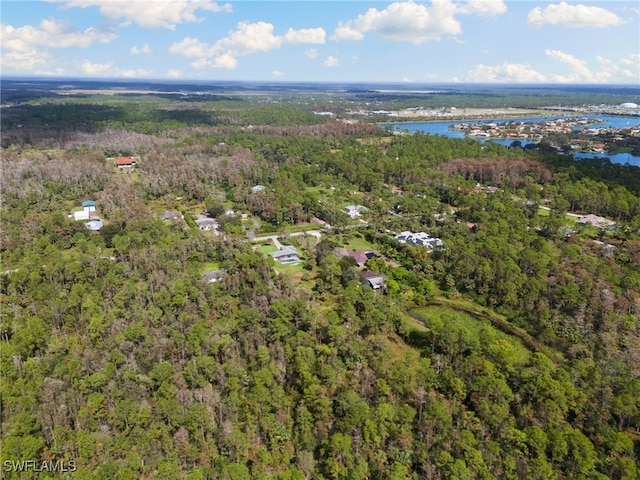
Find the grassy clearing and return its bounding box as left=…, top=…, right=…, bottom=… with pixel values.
left=256, top=242, right=278, bottom=255
left=201, top=261, right=221, bottom=272
left=344, top=234, right=378, bottom=252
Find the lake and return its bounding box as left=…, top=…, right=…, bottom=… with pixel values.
left=381, top=115, right=640, bottom=167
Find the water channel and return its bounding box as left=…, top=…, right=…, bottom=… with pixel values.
left=381, top=115, right=640, bottom=167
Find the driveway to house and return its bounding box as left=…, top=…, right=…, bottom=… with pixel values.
left=251, top=230, right=323, bottom=248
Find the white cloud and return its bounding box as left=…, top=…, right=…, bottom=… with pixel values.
left=332, top=21, right=364, bottom=41
left=169, top=37, right=212, bottom=57
left=1, top=19, right=115, bottom=52
left=272, top=70, right=284, bottom=77
left=130, top=43, right=151, bottom=55
left=166, top=69, right=183, bottom=78
left=191, top=51, right=238, bottom=69
left=47, top=0, right=232, bottom=30
left=456, top=0, right=507, bottom=17
left=462, top=63, right=548, bottom=83
left=528, top=2, right=624, bottom=28
left=331, top=0, right=461, bottom=43
left=545, top=49, right=593, bottom=79
left=120, top=68, right=153, bottom=78
left=283, top=27, right=326, bottom=44
left=461, top=50, right=638, bottom=84
left=331, top=0, right=506, bottom=43
left=323, top=55, right=339, bottom=67
left=79, top=61, right=113, bottom=75
left=170, top=21, right=326, bottom=69
left=1, top=49, right=50, bottom=70
left=402, top=77, right=412, bottom=82
left=1, top=19, right=116, bottom=72
left=305, top=48, right=319, bottom=59
left=612, top=54, right=640, bottom=81
left=78, top=61, right=152, bottom=77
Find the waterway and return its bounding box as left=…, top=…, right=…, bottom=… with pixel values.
left=381, top=115, right=640, bottom=167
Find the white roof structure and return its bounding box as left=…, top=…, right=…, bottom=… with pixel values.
left=395, top=231, right=443, bottom=249
left=344, top=205, right=367, bottom=218
left=85, top=220, right=104, bottom=231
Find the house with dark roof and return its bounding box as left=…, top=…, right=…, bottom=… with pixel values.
left=269, top=245, right=300, bottom=264
left=195, top=215, right=219, bottom=231
left=159, top=210, right=184, bottom=221
left=202, top=270, right=226, bottom=283
left=333, top=247, right=379, bottom=267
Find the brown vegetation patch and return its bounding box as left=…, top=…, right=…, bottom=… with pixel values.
left=438, top=156, right=553, bottom=186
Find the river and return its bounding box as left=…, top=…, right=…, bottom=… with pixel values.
left=381, top=115, right=640, bottom=167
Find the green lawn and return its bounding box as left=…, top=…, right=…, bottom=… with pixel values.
left=201, top=261, right=221, bottom=272
left=344, top=234, right=378, bottom=252
left=255, top=242, right=278, bottom=255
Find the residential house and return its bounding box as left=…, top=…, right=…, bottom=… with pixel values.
left=195, top=215, right=218, bottom=231
left=159, top=210, right=184, bottom=221
left=82, top=200, right=96, bottom=212
left=395, top=231, right=444, bottom=250
left=344, top=205, right=367, bottom=219
left=70, top=200, right=100, bottom=221
left=361, top=270, right=385, bottom=290
left=269, top=245, right=300, bottom=264
left=115, top=156, right=137, bottom=168
left=333, top=247, right=379, bottom=267
left=202, top=270, right=226, bottom=283
left=577, top=214, right=616, bottom=230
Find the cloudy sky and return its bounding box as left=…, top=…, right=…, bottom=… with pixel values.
left=1, top=0, right=638, bottom=83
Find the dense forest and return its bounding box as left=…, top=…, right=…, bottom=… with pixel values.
left=1, top=84, right=639, bottom=479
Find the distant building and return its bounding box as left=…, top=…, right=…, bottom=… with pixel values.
left=115, top=156, right=137, bottom=168
left=334, top=247, right=380, bottom=267
left=269, top=245, right=300, bottom=264
left=195, top=215, right=218, bottom=231
left=202, top=270, right=226, bottom=283
left=395, top=231, right=444, bottom=249
left=70, top=200, right=100, bottom=222
left=577, top=214, right=616, bottom=230
left=159, top=210, right=184, bottom=221
left=344, top=205, right=367, bottom=219
left=82, top=200, right=96, bottom=212
left=361, top=270, right=385, bottom=290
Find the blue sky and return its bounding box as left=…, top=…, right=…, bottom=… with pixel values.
left=1, top=0, right=638, bottom=83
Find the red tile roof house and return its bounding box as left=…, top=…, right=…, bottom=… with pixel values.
left=115, top=156, right=137, bottom=168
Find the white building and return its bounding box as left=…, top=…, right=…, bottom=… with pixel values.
left=395, top=231, right=444, bottom=249
left=344, top=205, right=367, bottom=219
